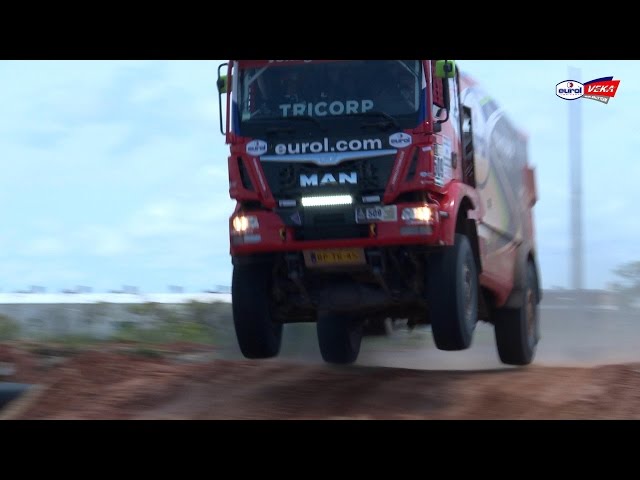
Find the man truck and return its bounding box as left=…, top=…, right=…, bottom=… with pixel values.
left=216, top=60, right=540, bottom=365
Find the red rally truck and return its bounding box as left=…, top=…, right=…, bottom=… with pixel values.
left=216, top=60, right=541, bottom=365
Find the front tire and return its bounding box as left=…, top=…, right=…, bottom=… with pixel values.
left=317, top=313, right=363, bottom=364
left=427, top=233, right=479, bottom=350
left=232, top=262, right=282, bottom=359
left=494, top=261, right=539, bottom=366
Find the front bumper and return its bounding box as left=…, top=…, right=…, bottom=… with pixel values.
left=229, top=202, right=445, bottom=255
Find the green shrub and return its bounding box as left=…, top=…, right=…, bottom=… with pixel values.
left=113, top=313, right=216, bottom=345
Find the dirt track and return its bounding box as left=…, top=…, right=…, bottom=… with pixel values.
left=3, top=314, right=640, bottom=419
left=4, top=350, right=640, bottom=420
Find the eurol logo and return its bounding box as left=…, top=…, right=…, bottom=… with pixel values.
left=556, top=80, right=583, bottom=100
left=245, top=139, right=268, bottom=156
left=556, top=77, right=621, bottom=104
left=388, top=132, right=412, bottom=149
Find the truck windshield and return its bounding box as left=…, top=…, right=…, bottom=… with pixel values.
left=236, top=60, right=422, bottom=137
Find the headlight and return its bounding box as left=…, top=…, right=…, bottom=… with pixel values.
left=401, top=206, right=433, bottom=223
left=231, top=215, right=259, bottom=234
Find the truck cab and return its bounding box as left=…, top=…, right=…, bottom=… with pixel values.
left=217, top=60, right=540, bottom=365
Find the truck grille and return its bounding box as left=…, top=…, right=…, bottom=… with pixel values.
left=261, top=155, right=396, bottom=199
left=263, top=155, right=396, bottom=242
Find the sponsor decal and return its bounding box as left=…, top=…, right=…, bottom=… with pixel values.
left=556, top=77, right=620, bottom=104
left=246, top=139, right=268, bottom=156
left=433, top=137, right=452, bottom=187
left=279, top=99, right=374, bottom=117
left=355, top=206, right=398, bottom=224
left=556, top=80, right=583, bottom=100
left=388, top=132, right=412, bottom=149
left=274, top=137, right=383, bottom=155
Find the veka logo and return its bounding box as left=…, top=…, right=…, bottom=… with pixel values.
left=556, top=77, right=620, bottom=104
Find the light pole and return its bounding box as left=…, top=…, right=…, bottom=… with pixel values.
left=568, top=66, right=583, bottom=291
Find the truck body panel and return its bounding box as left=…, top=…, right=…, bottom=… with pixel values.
left=218, top=59, right=540, bottom=364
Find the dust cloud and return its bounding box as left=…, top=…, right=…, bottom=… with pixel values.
left=228, top=303, right=640, bottom=371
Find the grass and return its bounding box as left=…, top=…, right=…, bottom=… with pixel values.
left=113, top=319, right=216, bottom=345
left=0, top=314, right=20, bottom=341
left=115, top=301, right=233, bottom=346
left=0, top=302, right=234, bottom=357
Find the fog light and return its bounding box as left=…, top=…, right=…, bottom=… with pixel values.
left=231, top=215, right=259, bottom=234
left=401, top=206, right=433, bottom=223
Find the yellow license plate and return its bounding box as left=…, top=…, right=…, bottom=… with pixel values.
left=303, top=249, right=366, bottom=267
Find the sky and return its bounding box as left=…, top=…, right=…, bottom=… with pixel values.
left=0, top=60, right=637, bottom=293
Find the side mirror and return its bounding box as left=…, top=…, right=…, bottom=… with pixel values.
left=217, top=74, right=228, bottom=94
left=435, top=60, right=456, bottom=79
left=217, top=63, right=229, bottom=136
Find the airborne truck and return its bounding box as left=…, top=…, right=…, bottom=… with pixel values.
left=217, top=60, right=541, bottom=365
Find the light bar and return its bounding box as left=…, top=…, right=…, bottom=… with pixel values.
left=301, top=195, right=353, bottom=207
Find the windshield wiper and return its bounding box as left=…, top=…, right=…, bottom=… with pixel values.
left=350, top=111, right=401, bottom=130
left=280, top=115, right=327, bottom=131
left=265, top=115, right=327, bottom=136
left=265, top=126, right=295, bottom=136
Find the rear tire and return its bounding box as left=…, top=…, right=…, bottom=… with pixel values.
left=232, top=262, right=282, bottom=359
left=494, top=261, right=539, bottom=366
left=427, top=233, right=478, bottom=350
left=317, top=313, right=363, bottom=364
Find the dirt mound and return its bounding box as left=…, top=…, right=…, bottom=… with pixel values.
left=4, top=344, right=640, bottom=419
